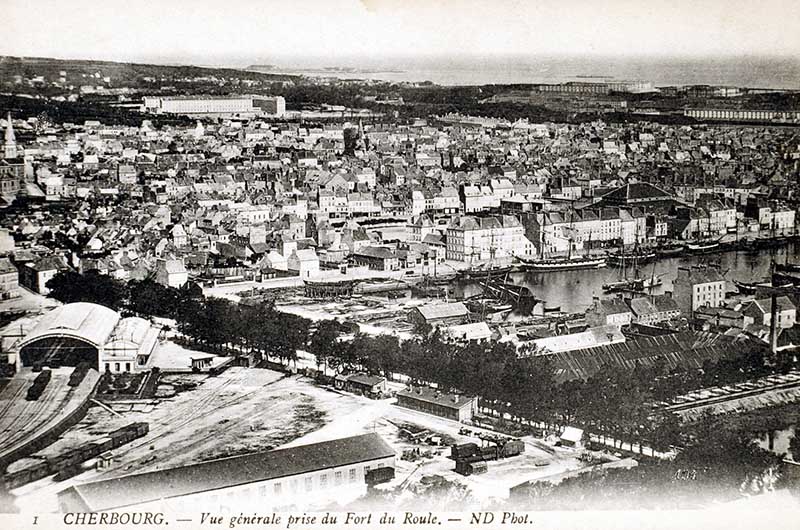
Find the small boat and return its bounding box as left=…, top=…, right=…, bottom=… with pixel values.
left=543, top=305, right=561, bottom=313
left=603, top=275, right=661, bottom=293
left=417, top=273, right=458, bottom=286
left=606, top=250, right=656, bottom=266
left=772, top=272, right=800, bottom=287
left=733, top=279, right=759, bottom=295
left=465, top=298, right=513, bottom=315
left=457, top=265, right=514, bottom=280
left=520, top=255, right=606, bottom=271
left=775, top=262, right=800, bottom=274
left=686, top=239, right=720, bottom=253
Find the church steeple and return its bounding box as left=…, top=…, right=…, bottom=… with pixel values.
left=4, top=112, right=18, bottom=159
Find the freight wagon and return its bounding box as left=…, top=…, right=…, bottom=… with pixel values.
left=454, top=460, right=487, bottom=476
left=25, top=369, right=51, bottom=401
left=68, top=363, right=91, bottom=387
left=2, top=422, right=150, bottom=489
left=365, top=466, right=395, bottom=486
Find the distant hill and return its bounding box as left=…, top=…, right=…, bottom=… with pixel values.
left=0, top=55, right=299, bottom=87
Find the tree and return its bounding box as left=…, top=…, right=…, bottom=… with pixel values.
left=308, top=320, right=345, bottom=374
left=46, top=270, right=128, bottom=310
left=128, top=279, right=180, bottom=318
left=650, top=413, right=683, bottom=456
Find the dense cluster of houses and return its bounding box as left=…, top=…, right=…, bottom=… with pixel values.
left=0, top=109, right=799, bottom=301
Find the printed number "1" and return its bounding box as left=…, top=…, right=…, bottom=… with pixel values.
left=33, top=516, right=39, bottom=525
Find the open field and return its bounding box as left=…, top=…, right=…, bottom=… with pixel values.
left=10, top=367, right=589, bottom=512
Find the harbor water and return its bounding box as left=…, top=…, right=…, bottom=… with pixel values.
left=456, top=245, right=800, bottom=314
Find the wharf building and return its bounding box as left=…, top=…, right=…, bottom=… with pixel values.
left=57, top=433, right=396, bottom=512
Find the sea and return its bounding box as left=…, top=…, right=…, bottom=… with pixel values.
left=228, top=54, right=800, bottom=89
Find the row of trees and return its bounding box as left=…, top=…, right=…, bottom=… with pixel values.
left=46, top=271, right=768, bottom=452
left=46, top=270, right=192, bottom=316
left=306, top=325, right=697, bottom=452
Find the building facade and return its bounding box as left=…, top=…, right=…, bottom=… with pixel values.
left=58, top=433, right=395, bottom=513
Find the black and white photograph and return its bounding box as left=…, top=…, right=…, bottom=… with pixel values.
left=1, top=1, right=799, bottom=528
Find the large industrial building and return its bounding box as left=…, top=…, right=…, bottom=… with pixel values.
left=16, top=302, right=159, bottom=374
left=141, top=95, right=286, bottom=118
left=684, top=108, right=800, bottom=123
left=57, top=433, right=395, bottom=512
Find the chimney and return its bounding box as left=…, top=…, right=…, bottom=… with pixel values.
left=452, top=394, right=459, bottom=403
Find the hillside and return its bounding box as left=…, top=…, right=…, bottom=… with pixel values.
left=0, top=56, right=299, bottom=90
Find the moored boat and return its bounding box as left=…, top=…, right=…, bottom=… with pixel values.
left=686, top=239, right=720, bottom=253
left=733, top=279, right=759, bottom=295
left=606, top=250, right=656, bottom=266
left=520, top=255, right=607, bottom=271
left=656, top=244, right=685, bottom=258
left=457, top=265, right=514, bottom=280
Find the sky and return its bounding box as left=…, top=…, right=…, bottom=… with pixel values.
left=3, top=0, right=800, bottom=66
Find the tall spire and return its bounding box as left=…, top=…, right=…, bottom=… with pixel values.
left=4, top=113, right=17, bottom=159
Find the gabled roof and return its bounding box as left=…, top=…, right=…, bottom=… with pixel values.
left=397, top=385, right=475, bottom=410
left=354, top=246, right=396, bottom=260
left=416, top=302, right=469, bottom=321
left=58, top=433, right=394, bottom=512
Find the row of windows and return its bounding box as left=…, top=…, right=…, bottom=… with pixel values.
left=105, top=361, right=132, bottom=372
left=695, top=283, right=724, bottom=293
left=205, top=464, right=375, bottom=511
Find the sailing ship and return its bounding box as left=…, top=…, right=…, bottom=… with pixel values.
left=520, top=255, right=606, bottom=271
left=607, top=223, right=656, bottom=266
left=457, top=263, right=515, bottom=280
left=603, top=250, right=662, bottom=293
left=520, top=213, right=606, bottom=271
left=464, top=297, right=514, bottom=318
left=606, top=249, right=657, bottom=267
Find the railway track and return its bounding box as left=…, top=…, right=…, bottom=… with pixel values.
left=0, top=377, right=73, bottom=456
left=662, top=378, right=800, bottom=413
left=659, top=371, right=800, bottom=412
left=93, top=370, right=290, bottom=477
left=0, top=379, right=28, bottom=421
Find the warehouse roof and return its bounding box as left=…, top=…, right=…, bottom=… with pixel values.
left=415, top=302, right=469, bottom=321
left=346, top=373, right=386, bottom=387
left=547, top=331, right=759, bottom=383
left=58, top=433, right=395, bottom=512
left=532, top=325, right=625, bottom=354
